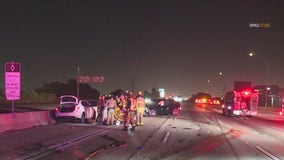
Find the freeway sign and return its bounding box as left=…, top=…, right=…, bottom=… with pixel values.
left=5, top=62, right=21, bottom=100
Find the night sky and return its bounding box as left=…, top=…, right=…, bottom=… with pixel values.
left=0, top=1, right=283, bottom=97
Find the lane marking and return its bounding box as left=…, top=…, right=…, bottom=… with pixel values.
left=254, top=145, right=281, bottom=160
left=162, top=131, right=171, bottom=143
left=19, top=126, right=115, bottom=160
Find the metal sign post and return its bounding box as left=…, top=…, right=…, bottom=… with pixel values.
left=5, top=62, right=21, bottom=115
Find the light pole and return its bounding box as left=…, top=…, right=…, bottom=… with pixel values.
left=77, top=67, right=80, bottom=99
left=219, top=72, right=226, bottom=96
left=249, top=52, right=269, bottom=108
left=207, top=79, right=211, bottom=94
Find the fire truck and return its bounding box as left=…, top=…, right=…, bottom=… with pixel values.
left=222, top=81, right=259, bottom=116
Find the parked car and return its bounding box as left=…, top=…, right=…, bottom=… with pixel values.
left=54, top=95, right=98, bottom=123
left=145, top=98, right=182, bottom=117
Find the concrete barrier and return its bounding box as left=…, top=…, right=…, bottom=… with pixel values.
left=258, top=106, right=282, bottom=114
left=0, top=111, right=55, bottom=134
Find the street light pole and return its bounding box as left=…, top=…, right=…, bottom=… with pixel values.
left=219, top=72, right=226, bottom=96
left=249, top=52, right=269, bottom=108
left=265, top=59, right=269, bottom=108
left=77, top=67, right=80, bottom=99
left=207, top=79, right=211, bottom=94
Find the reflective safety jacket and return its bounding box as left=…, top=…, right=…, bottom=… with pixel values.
left=136, top=96, right=145, bottom=112
left=127, top=97, right=136, bottom=111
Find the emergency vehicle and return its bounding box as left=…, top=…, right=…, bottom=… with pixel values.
left=222, top=89, right=258, bottom=116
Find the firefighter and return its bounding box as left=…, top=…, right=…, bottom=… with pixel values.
left=98, top=95, right=107, bottom=124
left=106, top=95, right=116, bottom=125
left=136, top=91, right=146, bottom=126
left=119, top=94, right=127, bottom=123
left=114, top=95, right=125, bottom=125
left=114, top=96, right=122, bottom=125
left=123, top=91, right=137, bottom=131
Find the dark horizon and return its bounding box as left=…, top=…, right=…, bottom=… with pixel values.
left=1, top=1, right=283, bottom=97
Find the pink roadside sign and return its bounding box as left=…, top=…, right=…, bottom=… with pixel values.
left=5, top=62, right=21, bottom=100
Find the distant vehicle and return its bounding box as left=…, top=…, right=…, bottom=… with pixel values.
left=191, top=92, right=212, bottom=107
left=54, top=95, right=98, bottom=123
left=195, top=97, right=210, bottom=106
left=144, top=98, right=182, bottom=117
left=195, top=97, right=222, bottom=106
left=209, top=97, right=222, bottom=106
left=222, top=90, right=258, bottom=116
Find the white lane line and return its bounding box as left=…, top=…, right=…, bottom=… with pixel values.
left=162, top=131, right=171, bottom=143
left=254, top=145, right=281, bottom=160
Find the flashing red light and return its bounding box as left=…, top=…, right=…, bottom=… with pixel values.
left=242, top=90, right=251, bottom=96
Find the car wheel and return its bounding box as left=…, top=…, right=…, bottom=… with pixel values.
left=247, top=115, right=252, bottom=118
left=150, top=109, right=156, bottom=116
left=223, top=109, right=229, bottom=116
left=80, top=113, right=86, bottom=123
left=222, top=109, right=226, bottom=115
left=143, top=111, right=149, bottom=117
left=229, top=110, right=233, bottom=116
left=55, top=117, right=60, bottom=123
left=93, top=110, right=98, bottom=121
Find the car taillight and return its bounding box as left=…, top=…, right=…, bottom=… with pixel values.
left=55, top=107, right=59, bottom=111
left=214, top=100, right=220, bottom=105
left=280, top=111, right=283, bottom=116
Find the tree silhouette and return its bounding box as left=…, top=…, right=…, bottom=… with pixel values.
left=151, top=87, right=160, bottom=99
left=35, top=78, right=100, bottom=99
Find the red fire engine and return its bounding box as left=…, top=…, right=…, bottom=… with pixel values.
left=222, top=89, right=258, bottom=116
left=222, top=81, right=259, bottom=117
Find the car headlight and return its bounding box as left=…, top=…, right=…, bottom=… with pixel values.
left=145, top=98, right=152, bottom=104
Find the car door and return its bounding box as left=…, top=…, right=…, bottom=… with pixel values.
left=82, top=100, right=94, bottom=119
